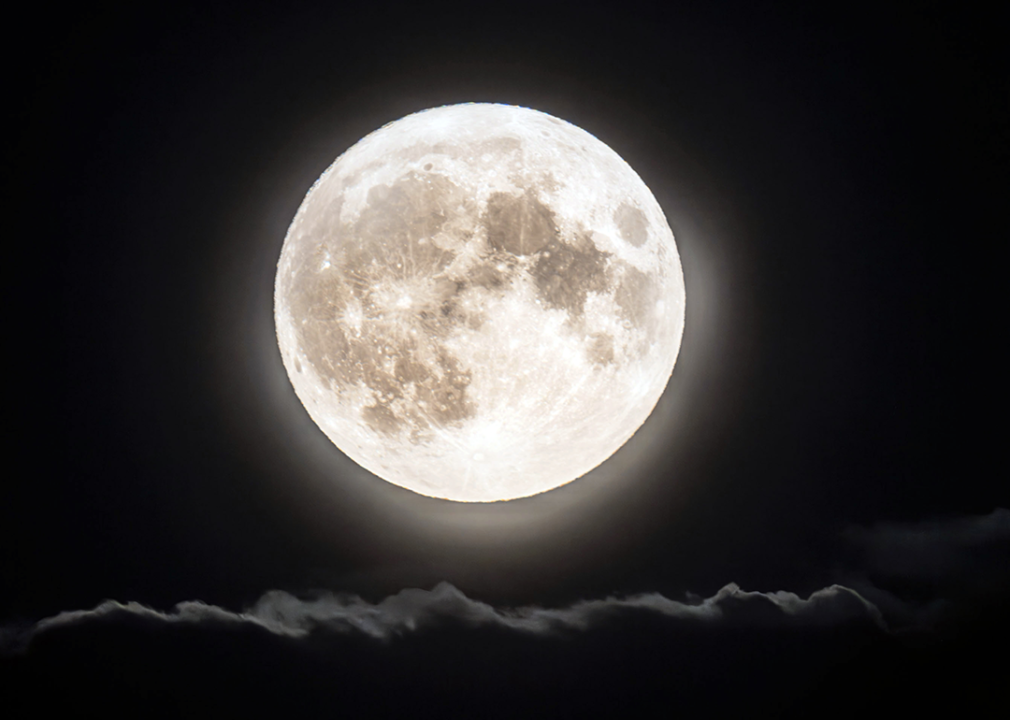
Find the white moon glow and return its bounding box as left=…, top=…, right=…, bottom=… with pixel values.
left=274, top=104, right=685, bottom=502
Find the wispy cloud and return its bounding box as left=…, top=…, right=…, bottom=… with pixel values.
left=1, top=581, right=882, bottom=655
left=844, top=507, right=1010, bottom=583
left=4, top=509, right=1005, bottom=656
left=837, top=507, right=1010, bottom=631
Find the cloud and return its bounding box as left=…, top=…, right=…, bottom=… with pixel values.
left=844, top=507, right=1010, bottom=583
left=838, top=507, right=1010, bottom=631
left=1, top=581, right=883, bottom=656
left=4, top=509, right=1005, bottom=656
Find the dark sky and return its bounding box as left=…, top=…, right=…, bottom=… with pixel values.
left=7, top=1, right=1006, bottom=715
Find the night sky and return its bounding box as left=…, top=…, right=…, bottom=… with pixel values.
left=7, top=2, right=1006, bottom=716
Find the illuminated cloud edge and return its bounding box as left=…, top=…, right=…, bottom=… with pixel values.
left=1, top=582, right=882, bottom=655
left=3, top=508, right=1005, bottom=655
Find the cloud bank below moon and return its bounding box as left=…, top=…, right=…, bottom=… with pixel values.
left=0, top=582, right=882, bottom=655
left=3, top=509, right=1006, bottom=656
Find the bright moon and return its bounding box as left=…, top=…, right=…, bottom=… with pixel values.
left=275, top=104, right=685, bottom=502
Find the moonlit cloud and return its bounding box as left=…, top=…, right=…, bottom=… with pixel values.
left=3, top=510, right=1005, bottom=656
left=844, top=507, right=1010, bottom=582
left=838, top=507, right=1010, bottom=631
left=2, top=581, right=882, bottom=655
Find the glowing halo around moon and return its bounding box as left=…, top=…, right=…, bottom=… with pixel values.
left=274, top=103, right=685, bottom=502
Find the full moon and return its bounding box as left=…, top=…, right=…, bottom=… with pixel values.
left=275, top=104, right=685, bottom=502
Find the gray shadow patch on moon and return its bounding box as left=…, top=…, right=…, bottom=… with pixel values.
left=614, top=202, right=650, bottom=247
left=613, top=262, right=659, bottom=340
left=532, top=231, right=611, bottom=318
left=484, top=190, right=558, bottom=257
left=287, top=170, right=478, bottom=439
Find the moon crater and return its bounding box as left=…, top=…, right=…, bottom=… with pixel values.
left=275, top=104, right=685, bottom=501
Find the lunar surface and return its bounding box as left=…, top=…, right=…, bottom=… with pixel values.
left=275, top=104, right=685, bottom=502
